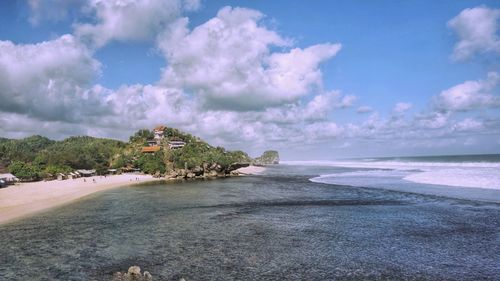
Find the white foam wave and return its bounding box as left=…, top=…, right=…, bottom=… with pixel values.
left=283, top=160, right=500, bottom=169
left=288, top=160, right=500, bottom=190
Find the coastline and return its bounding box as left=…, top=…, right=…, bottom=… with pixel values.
left=0, top=174, right=159, bottom=225
left=236, top=165, right=266, bottom=175
left=0, top=166, right=267, bottom=226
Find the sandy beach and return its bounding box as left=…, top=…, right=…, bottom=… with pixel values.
left=237, top=166, right=266, bottom=175
left=0, top=174, right=159, bottom=225
left=236, top=165, right=266, bottom=175
left=0, top=167, right=266, bottom=225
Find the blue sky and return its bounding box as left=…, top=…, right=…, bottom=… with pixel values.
left=0, top=0, right=499, bottom=159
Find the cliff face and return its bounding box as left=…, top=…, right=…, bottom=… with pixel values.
left=254, top=150, right=280, bottom=165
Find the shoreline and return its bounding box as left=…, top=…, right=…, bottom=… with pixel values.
left=0, top=166, right=267, bottom=226
left=236, top=165, right=266, bottom=175
left=0, top=174, right=160, bottom=226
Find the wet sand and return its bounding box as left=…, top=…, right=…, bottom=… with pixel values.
left=0, top=174, right=158, bottom=225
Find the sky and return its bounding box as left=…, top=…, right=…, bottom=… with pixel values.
left=0, top=0, right=499, bottom=160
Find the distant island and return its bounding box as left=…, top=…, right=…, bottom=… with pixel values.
left=0, top=125, right=279, bottom=184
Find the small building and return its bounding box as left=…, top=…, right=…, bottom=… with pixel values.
left=168, top=140, right=186, bottom=150
left=68, top=172, right=79, bottom=179
left=153, top=125, right=167, bottom=140
left=141, top=146, right=161, bottom=153
left=108, top=169, right=119, bottom=175
left=77, top=169, right=96, bottom=177
left=57, top=173, right=66, bottom=181
left=146, top=139, right=158, bottom=146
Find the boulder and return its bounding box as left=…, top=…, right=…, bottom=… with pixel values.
left=177, top=169, right=187, bottom=177
left=186, top=172, right=195, bottom=179
left=192, top=166, right=204, bottom=176
left=113, top=266, right=153, bottom=281
left=206, top=170, right=218, bottom=178
left=167, top=170, right=178, bottom=179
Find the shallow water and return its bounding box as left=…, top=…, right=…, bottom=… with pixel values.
left=0, top=165, right=499, bottom=280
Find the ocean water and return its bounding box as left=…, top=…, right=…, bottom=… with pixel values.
left=287, top=154, right=500, bottom=203
left=0, top=163, right=499, bottom=280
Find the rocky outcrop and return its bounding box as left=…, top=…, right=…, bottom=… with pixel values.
left=164, top=162, right=249, bottom=180
left=254, top=150, right=280, bottom=165
left=113, top=266, right=152, bottom=281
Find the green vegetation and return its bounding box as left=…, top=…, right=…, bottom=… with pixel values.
left=0, top=125, right=255, bottom=180
left=254, top=150, right=280, bottom=165
left=134, top=152, right=166, bottom=174
left=1, top=136, right=125, bottom=180
left=0, top=135, right=54, bottom=164
left=7, top=160, right=41, bottom=181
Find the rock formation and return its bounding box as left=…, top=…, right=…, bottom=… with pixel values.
left=113, top=266, right=153, bottom=281
left=254, top=150, right=280, bottom=165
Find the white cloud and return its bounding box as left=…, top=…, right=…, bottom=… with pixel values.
left=393, top=102, right=412, bottom=114
left=357, top=106, right=373, bottom=113
left=158, top=6, right=341, bottom=110
left=259, top=91, right=353, bottom=124
left=75, top=0, right=192, bottom=48
left=453, top=118, right=483, bottom=132
left=415, top=111, right=450, bottom=129
left=5, top=3, right=500, bottom=157
left=337, top=95, right=357, bottom=108
left=448, top=6, right=500, bottom=60
left=304, top=122, right=343, bottom=141
left=434, top=72, right=500, bottom=111
left=0, top=34, right=104, bottom=122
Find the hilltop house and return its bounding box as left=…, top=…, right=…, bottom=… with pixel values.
left=146, top=139, right=158, bottom=147
left=153, top=126, right=166, bottom=142
left=168, top=139, right=186, bottom=150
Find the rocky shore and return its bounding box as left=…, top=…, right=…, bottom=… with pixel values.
left=162, top=162, right=250, bottom=180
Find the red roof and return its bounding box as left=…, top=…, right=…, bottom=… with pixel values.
left=154, top=125, right=166, bottom=132
left=141, top=146, right=161, bottom=153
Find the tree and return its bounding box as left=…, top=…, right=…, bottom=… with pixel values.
left=8, top=160, right=41, bottom=181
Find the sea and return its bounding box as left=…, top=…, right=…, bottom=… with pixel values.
left=0, top=154, right=499, bottom=280
left=293, top=153, right=500, bottom=203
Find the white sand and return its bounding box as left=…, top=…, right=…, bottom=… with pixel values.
left=236, top=165, right=266, bottom=175
left=0, top=174, right=159, bottom=225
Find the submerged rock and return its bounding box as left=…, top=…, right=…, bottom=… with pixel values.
left=113, top=266, right=153, bottom=281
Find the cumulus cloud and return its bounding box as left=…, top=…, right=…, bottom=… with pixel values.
left=453, top=118, right=483, bottom=132
left=158, top=6, right=341, bottom=110
left=434, top=72, right=500, bottom=111
left=6, top=2, right=499, bottom=156
left=304, top=122, right=343, bottom=141
left=415, top=111, right=450, bottom=129
left=393, top=102, right=412, bottom=114
left=448, top=6, right=500, bottom=60
left=259, top=91, right=354, bottom=124
left=0, top=4, right=350, bottom=156
left=0, top=34, right=105, bottom=122
left=74, top=0, right=196, bottom=48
